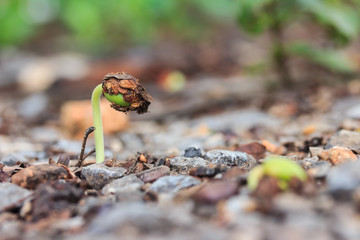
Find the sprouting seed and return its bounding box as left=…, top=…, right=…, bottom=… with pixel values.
left=91, top=72, right=152, bottom=163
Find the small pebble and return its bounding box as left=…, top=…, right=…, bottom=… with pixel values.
left=204, top=150, right=256, bottom=169
left=184, top=147, right=203, bottom=158
left=301, top=158, right=331, bottom=178
left=318, top=147, right=357, bottom=165
left=327, top=160, right=360, bottom=199
left=309, top=147, right=324, bottom=157
left=136, top=166, right=170, bottom=183
left=2, top=153, right=29, bottom=166
left=149, top=175, right=201, bottom=194
left=189, top=166, right=217, bottom=178
left=102, top=174, right=144, bottom=195
left=170, top=157, right=209, bottom=171
left=325, top=130, right=360, bottom=153
left=81, top=164, right=127, bottom=190
left=0, top=182, right=32, bottom=211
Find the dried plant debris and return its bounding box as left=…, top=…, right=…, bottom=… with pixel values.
left=235, top=142, right=266, bottom=160
left=11, top=164, right=72, bottom=189
left=102, top=72, right=152, bottom=114
left=30, top=181, right=83, bottom=221
left=0, top=163, right=10, bottom=182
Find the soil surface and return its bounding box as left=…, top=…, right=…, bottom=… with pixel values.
left=1, top=76, right=360, bottom=240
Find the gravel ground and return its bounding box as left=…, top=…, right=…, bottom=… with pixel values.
left=1, top=79, right=360, bottom=240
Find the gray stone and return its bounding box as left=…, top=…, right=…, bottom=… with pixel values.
left=309, top=147, right=324, bottom=157
left=2, top=153, right=29, bottom=166
left=309, top=161, right=331, bottom=178
left=85, top=203, right=194, bottom=235
left=115, top=191, right=145, bottom=202
left=102, top=174, right=144, bottom=195
left=325, top=130, right=360, bottom=153
left=149, top=175, right=201, bottom=194
left=81, top=164, right=127, bottom=190
left=0, top=221, right=22, bottom=240
left=52, top=216, right=85, bottom=232
left=204, top=150, right=257, bottom=169
left=0, top=183, right=32, bottom=211
left=170, top=157, right=209, bottom=171
left=327, top=160, right=360, bottom=199
left=329, top=204, right=360, bottom=240
left=301, top=157, right=331, bottom=178
left=184, top=147, right=203, bottom=158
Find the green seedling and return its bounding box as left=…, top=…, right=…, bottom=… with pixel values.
left=247, top=165, right=265, bottom=191
left=248, top=156, right=307, bottom=191
left=91, top=72, right=152, bottom=163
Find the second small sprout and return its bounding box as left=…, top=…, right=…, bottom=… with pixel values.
left=247, top=156, right=307, bottom=191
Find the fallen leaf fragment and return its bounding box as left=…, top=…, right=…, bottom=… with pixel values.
left=236, top=142, right=266, bottom=160
left=11, top=164, right=71, bottom=189
left=261, top=139, right=285, bottom=155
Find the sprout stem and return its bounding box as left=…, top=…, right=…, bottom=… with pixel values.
left=91, top=84, right=105, bottom=163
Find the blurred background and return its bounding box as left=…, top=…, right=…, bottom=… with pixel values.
left=1, top=0, right=360, bottom=138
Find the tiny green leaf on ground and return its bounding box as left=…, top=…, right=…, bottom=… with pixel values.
left=248, top=156, right=307, bottom=191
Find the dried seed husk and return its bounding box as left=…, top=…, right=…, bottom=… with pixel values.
left=102, top=72, right=152, bottom=114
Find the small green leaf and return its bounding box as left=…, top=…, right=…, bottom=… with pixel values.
left=237, top=0, right=274, bottom=34
left=299, top=0, right=360, bottom=40
left=247, top=165, right=265, bottom=191
left=262, top=156, right=307, bottom=182
left=247, top=156, right=307, bottom=192
left=104, top=93, right=131, bottom=107
left=288, top=43, right=357, bottom=73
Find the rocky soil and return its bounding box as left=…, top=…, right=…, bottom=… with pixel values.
left=1, top=78, right=360, bottom=240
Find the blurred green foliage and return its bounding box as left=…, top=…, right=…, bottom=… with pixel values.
left=238, top=0, right=360, bottom=84
left=1, top=0, right=359, bottom=83
left=0, top=0, right=238, bottom=51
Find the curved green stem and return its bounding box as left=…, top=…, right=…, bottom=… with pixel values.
left=91, top=84, right=104, bottom=163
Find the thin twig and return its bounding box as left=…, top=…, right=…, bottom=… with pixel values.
left=83, top=148, right=96, bottom=162
left=77, top=127, right=95, bottom=167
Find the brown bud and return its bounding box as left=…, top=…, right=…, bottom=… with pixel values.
left=102, top=72, right=152, bottom=114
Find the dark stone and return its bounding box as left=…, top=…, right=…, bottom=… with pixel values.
left=184, top=147, right=203, bottom=158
